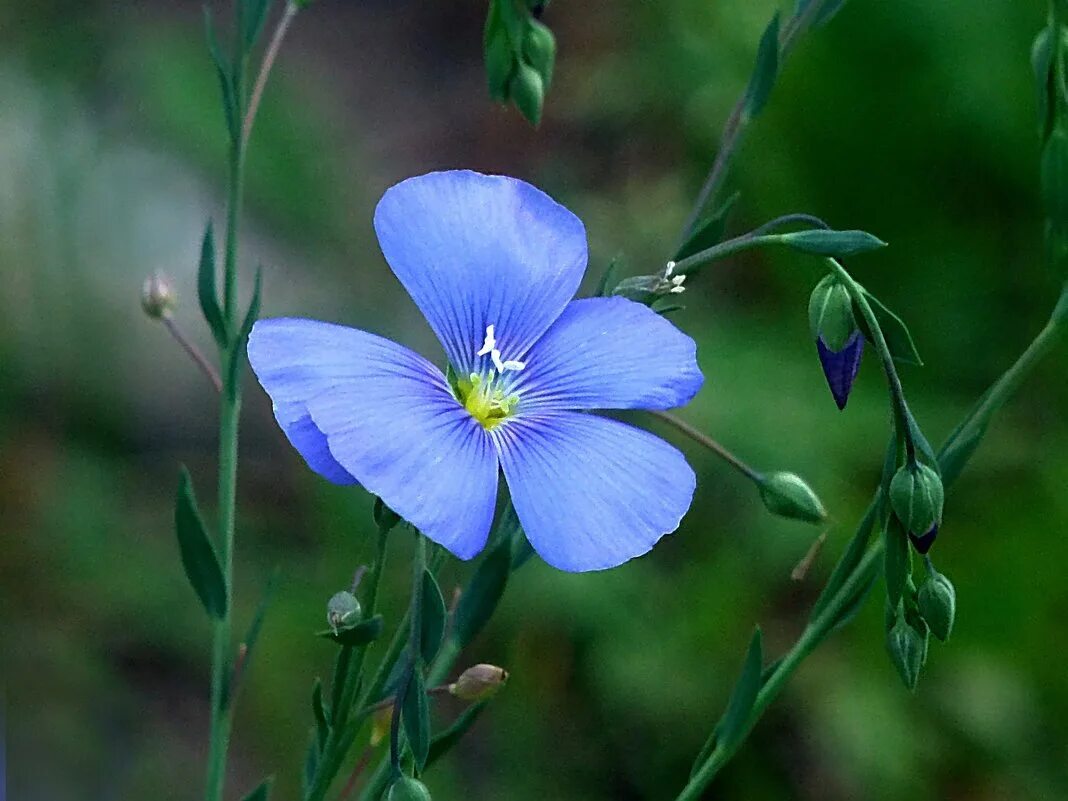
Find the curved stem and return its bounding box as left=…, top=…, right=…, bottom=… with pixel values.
left=161, top=315, right=222, bottom=392
left=242, top=1, right=299, bottom=147
left=652, top=411, right=762, bottom=483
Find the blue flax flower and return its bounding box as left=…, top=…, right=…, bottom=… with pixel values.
left=248, top=170, right=704, bottom=571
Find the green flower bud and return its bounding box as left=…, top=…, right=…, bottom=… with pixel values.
left=522, top=19, right=556, bottom=86
left=449, top=663, right=509, bottom=701
left=327, top=591, right=362, bottom=633
left=509, top=62, right=545, bottom=126
left=889, top=463, right=944, bottom=541
left=372, top=496, right=402, bottom=532
left=387, top=777, right=432, bottom=801
left=917, top=571, right=956, bottom=642
left=808, top=274, right=856, bottom=351
left=758, top=472, right=827, bottom=524
left=141, top=271, right=177, bottom=320
left=886, top=616, right=925, bottom=691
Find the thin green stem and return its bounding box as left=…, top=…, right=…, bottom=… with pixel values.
left=243, top=1, right=300, bottom=147
left=651, top=411, right=762, bottom=483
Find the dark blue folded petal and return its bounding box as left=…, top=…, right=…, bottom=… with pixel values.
left=248, top=318, right=499, bottom=559
left=816, top=330, right=864, bottom=410
left=491, top=411, right=695, bottom=572
left=509, top=297, right=704, bottom=412
left=909, top=524, right=938, bottom=554
left=273, top=400, right=358, bottom=485
left=374, top=171, right=588, bottom=375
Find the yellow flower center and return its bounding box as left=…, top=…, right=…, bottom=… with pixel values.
left=457, top=373, right=519, bottom=430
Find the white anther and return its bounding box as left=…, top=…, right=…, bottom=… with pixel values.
left=476, top=325, right=496, bottom=356
left=669, top=284, right=686, bottom=294
left=500, top=359, right=526, bottom=371
left=664, top=260, right=677, bottom=278
left=671, top=274, right=686, bottom=287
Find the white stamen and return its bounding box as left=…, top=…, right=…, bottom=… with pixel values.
left=671, top=274, right=686, bottom=287
left=664, top=260, right=677, bottom=278
left=476, top=325, right=496, bottom=356
left=500, top=359, right=526, bottom=371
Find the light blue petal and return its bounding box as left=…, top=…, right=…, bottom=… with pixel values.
left=510, top=297, right=704, bottom=411
left=493, top=411, right=695, bottom=572
left=273, top=400, right=358, bottom=485
left=249, top=318, right=499, bottom=559
left=374, top=170, right=587, bottom=374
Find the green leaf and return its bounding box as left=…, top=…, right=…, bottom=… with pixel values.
left=420, top=570, right=447, bottom=662
left=811, top=499, right=880, bottom=620
left=828, top=567, right=878, bottom=634
left=317, top=615, right=384, bottom=647
left=240, top=778, right=273, bottom=801
left=859, top=290, right=923, bottom=366
left=905, top=408, right=940, bottom=474
left=174, top=467, right=227, bottom=619
left=938, top=421, right=986, bottom=487
left=594, top=257, right=621, bottom=297
left=779, top=229, right=887, bottom=258
left=1032, top=27, right=1054, bottom=137
left=884, top=517, right=910, bottom=610
left=242, top=0, right=274, bottom=49
left=675, top=193, right=740, bottom=262
left=223, top=569, right=279, bottom=708
left=426, top=701, right=487, bottom=769
left=226, top=266, right=263, bottom=399
left=453, top=536, right=512, bottom=647
left=311, top=678, right=330, bottom=751
left=301, top=733, right=319, bottom=798
left=716, top=627, right=763, bottom=749
left=197, top=222, right=227, bottom=347
left=402, top=670, right=431, bottom=772
left=484, top=0, right=516, bottom=101
left=522, top=18, right=556, bottom=87
left=813, top=0, right=848, bottom=27
left=743, top=13, right=780, bottom=118
left=204, top=7, right=238, bottom=144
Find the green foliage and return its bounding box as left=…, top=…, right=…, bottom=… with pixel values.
left=743, top=13, right=780, bottom=119
left=419, top=570, right=446, bottom=662
left=452, top=535, right=512, bottom=647
left=483, top=0, right=557, bottom=126
left=401, top=669, right=431, bottom=772
left=316, top=615, right=384, bottom=646
left=198, top=222, right=227, bottom=347
left=883, top=517, right=910, bottom=611
left=174, top=467, right=227, bottom=620
left=857, top=290, right=923, bottom=366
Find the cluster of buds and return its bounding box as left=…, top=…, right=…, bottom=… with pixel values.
left=889, top=462, right=944, bottom=553
left=808, top=274, right=864, bottom=409
left=484, top=0, right=556, bottom=126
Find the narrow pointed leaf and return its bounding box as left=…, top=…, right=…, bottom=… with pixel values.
left=240, top=778, right=273, bottom=801
left=316, top=615, right=384, bottom=646
left=938, top=422, right=986, bottom=487
left=453, top=536, right=512, bottom=647
left=743, top=14, right=780, bottom=118
left=226, top=266, right=263, bottom=399
left=859, top=290, right=923, bottom=366
left=779, top=229, right=887, bottom=258
left=828, top=567, right=878, bottom=634
left=715, top=627, right=763, bottom=749
left=197, top=223, right=227, bottom=347
left=884, top=517, right=910, bottom=610
left=420, top=570, right=447, bottom=662
left=204, top=7, right=238, bottom=144
left=426, top=701, right=488, bottom=769
left=905, top=408, right=940, bottom=474
left=223, top=569, right=279, bottom=708
left=594, top=257, right=621, bottom=297
left=674, top=192, right=740, bottom=262
left=174, top=467, right=227, bottom=619
left=402, top=670, right=431, bottom=771
left=301, top=734, right=319, bottom=798
left=242, top=0, right=274, bottom=48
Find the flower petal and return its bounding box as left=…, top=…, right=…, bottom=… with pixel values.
left=273, top=400, right=358, bottom=485
left=248, top=318, right=498, bottom=559
left=492, top=411, right=695, bottom=571
left=510, top=297, right=703, bottom=412
left=374, top=170, right=587, bottom=374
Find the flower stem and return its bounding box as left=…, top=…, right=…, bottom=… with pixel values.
left=161, top=314, right=222, bottom=392
left=242, top=1, right=300, bottom=148
left=651, top=411, right=762, bottom=483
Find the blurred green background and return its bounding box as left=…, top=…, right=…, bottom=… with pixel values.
left=3, top=0, right=1068, bottom=799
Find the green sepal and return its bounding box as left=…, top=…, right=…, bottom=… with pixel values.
left=889, top=462, right=944, bottom=537
left=453, top=535, right=512, bottom=647
left=674, top=192, right=740, bottom=262
left=522, top=18, right=556, bottom=87
left=197, top=222, right=227, bottom=347
left=917, top=570, right=955, bottom=642
left=886, top=613, right=925, bottom=691
left=225, top=265, right=262, bottom=400
left=242, top=0, right=274, bottom=49
left=420, top=570, right=447, bottom=662
left=204, top=7, right=239, bottom=144
left=757, top=471, right=827, bottom=524
left=402, top=669, right=431, bottom=772
left=883, top=516, right=910, bottom=610
left=715, top=627, right=763, bottom=749
left=174, top=467, right=228, bottom=620
left=779, top=229, right=886, bottom=258
left=311, top=677, right=330, bottom=751
left=509, top=61, right=545, bottom=126
left=387, top=776, right=433, bottom=801
left=743, top=13, right=780, bottom=118
left=858, top=290, right=923, bottom=366
left=316, top=614, right=384, bottom=646
left=239, top=778, right=273, bottom=801
left=483, top=0, right=515, bottom=101
left=808, top=274, right=856, bottom=350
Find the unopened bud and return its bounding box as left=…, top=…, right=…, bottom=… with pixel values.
left=522, top=19, right=556, bottom=86
left=141, top=271, right=177, bottom=319
left=809, top=275, right=864, bottom=410
left=327, top=591, right=362, bottom=633
left=449, top=663, right=509, bottom=701
left=758, top=471, right=827, bottom=524
left=917, top=570, right=956, bottom=642
left=886, top=616, right=925, bottom=691
left=386, top=777, right=432, bottom=801
left=889, top=463, right=944, bottom=546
